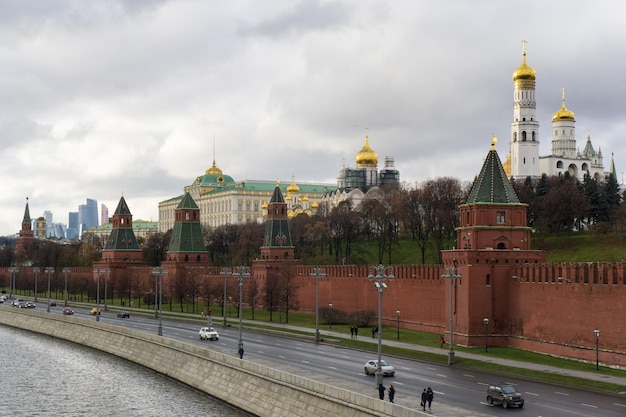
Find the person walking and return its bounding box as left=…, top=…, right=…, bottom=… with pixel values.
left=354, top=326, right=358, bottom=338
left=388, top=384, right=395, bottom=403
left=350, top=326, right=354, bottom=339
left=378, top=384, right=386, bottom=400
left=238, top=347, right=244, bottom=359
left=439, top=335, right=445, bottom=348
left=420, top=388, right=428, bottom=411
left=426, top=387, right=434, bottom=410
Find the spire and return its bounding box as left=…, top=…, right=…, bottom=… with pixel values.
left=22, top=197, right=31, bottom=224
left=610, top=153, right=617, bottom=179
left=261, top=182, right=294, bottom=260
left=466, top=138, right=520, bottom=204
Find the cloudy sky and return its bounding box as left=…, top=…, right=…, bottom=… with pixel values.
left=2, top=0, right=626, bottom=236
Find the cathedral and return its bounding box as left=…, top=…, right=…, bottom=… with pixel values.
left=505, top=43, right=613, bottom=181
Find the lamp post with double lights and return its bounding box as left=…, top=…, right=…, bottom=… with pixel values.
left=62, top=267, right=70, bottom=306
left=8, top=267, right=18, bottom=300
left=33, top=267, right=40, bottom=302
left=368, top=264, right=394, bottom=387
left=92, top=268, right=102, bottom=321
left=103, top=268, right=110, bottom=311
left=152, top=267, right=167, bottom=336
left=310, top=267, right=326, bottom=343
left=328, top=304, right=333, bottom=329
left=594, top=328, right=600, bottom=370
left=483, top=317, right=489, bottom=352
left=442, top=265, right=461, bottom=365
left=220, top=268, right=230, bottom=327
left=396, top=310, right=400, bottom=340
left=233, top=266, right=250, bottom=355
left=45, top=267, right=54, bottom=313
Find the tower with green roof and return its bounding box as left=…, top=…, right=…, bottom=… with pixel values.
left=260, top=182, right=295, bottom=262
left=166, top=191, right=210, bottom=264
left=101, top=195, right=142, bottom=263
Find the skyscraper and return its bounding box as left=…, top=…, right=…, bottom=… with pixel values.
left=78, top=198, right=98, bottom=238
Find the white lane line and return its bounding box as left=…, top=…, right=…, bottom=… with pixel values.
left=328, top=366, right=337, bottom=370
left=463, top=374, right=475, bottom=378
left=435, top=373, right=447, bottom=378
left=614, top=402, right=626, bottom=408
left=554, top=391, right=569, bottom=396
left=525, top=391, right=539, bottom=397
left=580, top=403, right=598, bottom=408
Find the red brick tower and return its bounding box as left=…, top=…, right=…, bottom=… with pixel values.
left=442, top=139, right=546, bottom=347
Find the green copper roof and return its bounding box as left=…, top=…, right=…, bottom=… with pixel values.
left=168, top=192, right=207, bottom=253
left=466, top=146, right=520, bottom=204
left=113, top=196, right=132, bottom=216
left=177, top=191, right=199, bottom=210
left=105, top=228, right=141, bottom=251
left=269, top=183, right=285, bottom=203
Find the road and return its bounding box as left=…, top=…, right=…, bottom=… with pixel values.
left=31, top=305, right=626, bottom=416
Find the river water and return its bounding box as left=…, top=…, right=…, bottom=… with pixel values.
left=0, top=325, right=253, bottom=417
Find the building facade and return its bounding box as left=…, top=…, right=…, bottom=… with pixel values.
left=158, top=159, right=335, bottom=233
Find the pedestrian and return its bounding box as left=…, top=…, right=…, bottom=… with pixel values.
left=350, top=326, right=354, bottom=339
left=439, top=335, right=445, bottom=348
left=372, top=326, right=378, bottom=339
left=354, top=326, right=358, bottom=338
left=388, top=384, right=395, bottom=403
left=420, top=388, right=428, bottom=411
left=426, top=387, right=434, bottom=410
left=238, top=347, right=244, bottom=359
left=378, top=383, right=386, bottom=400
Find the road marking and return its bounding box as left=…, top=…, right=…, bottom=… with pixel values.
left=525, top=391, right=539, bottom=396
left=614, top=402, right=626, bottom=408
left=554, top=391, right=569, bottom=396
left=328, top=366, right=337, bottom=370
left=302, top=360, right=310, bottom=364
left=278, top=355, right=286, bottom=359
left=580, top=403, right=598, bottom=408
left=477, top=382, right=489, bottom=386
left=436, top=373, right=447, bottom=378
left=463, top=374, right=475, bottom=378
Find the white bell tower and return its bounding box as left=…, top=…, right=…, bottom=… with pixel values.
left=510, top=41, right=540, bottom=180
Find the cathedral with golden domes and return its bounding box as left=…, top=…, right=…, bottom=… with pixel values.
left=321, top=133, right=400, bottom=209
left=506, top=42, right=612, bottom=182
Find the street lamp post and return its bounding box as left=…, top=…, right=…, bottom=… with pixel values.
left=8, top=267, right=19, bottom=300
left=92, top=268, right=101, bottom=322
left=483, top=317, right=489, bottom=352
left=220, top=268, right=230, bottom=327
left=45, top=267, right=54, bottom=313
left=104, top=268, right=109, bottom=311
left=152, top=267, right=167, bottom=336
left=368, top=264, right=394, bottom=387
left=310, top=267, right=326, bottom=344
left=233, top=266, right=250, bottom=355
left=396, top=310, right=400, bottom=340
left=442, top=266, right=461, bottom=365
left=62, top=268, right=70, bottom=306
left=594, top=328, right=600, bottom=370
left=33, top=267, right=40, bottom=302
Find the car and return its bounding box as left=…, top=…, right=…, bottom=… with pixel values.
left=17, top=302, right=27, bottom=308
left=49, top=301, right=57, bottom=306
left=364, top=360, right=395, bottom=377
left=117, top=311, right=130, bottom=318
left=62, top=308, right=74, bottom=315
left=90, top=308, right=102, bottom=315
left=486, top=383, right=524, bottom=408
left=25, top=302, right=36, bottom=309
left=198, top=327, right=219, bottom=341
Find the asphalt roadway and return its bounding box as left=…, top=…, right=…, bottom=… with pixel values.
left=242, top=320, right=626, bottom=417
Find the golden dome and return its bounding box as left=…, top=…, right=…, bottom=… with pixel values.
left=262, top=201, right=268, bottom=210
left=302, top=194, right=309, bottom=202
left=311, top=201, right=318, bottom=208
left=355, top=135, right=378, bottom=167
left=205, top=160, right=223, bottom=175
left=512, top=49, right=536, bottom=81
left=552, top=97, right=575, bottom=122
left=287, top=178, right=300, bottom=194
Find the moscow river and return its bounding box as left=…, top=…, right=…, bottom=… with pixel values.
left=0, top=325, right=253, bottom=417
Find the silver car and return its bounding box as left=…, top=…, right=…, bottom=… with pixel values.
left=364, top=360, right=395, bottom=377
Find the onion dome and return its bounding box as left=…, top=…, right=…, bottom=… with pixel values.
left=302, top=194, right=309, bottom=202
left=262, top=201, right=268, bottom=210
left=355, top=135, right=378, bottom=167
left=552, top=97, right=575, bottom=122
left=512, top=49, right=536, bottom=81
left=311, top=201, right=319, bottom=209
left=287, top=178, right=300, bottom=194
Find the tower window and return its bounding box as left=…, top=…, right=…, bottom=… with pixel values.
left=486, top=274, right=491, bottom=286
left=496, top=211, right=505, bottom=224
left=513, top=132, right=517, bottom=142
left=522, top=131, right=527, bottom=141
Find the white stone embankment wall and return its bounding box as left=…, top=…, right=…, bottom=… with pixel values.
left=0, top=309, right=423, bottom=417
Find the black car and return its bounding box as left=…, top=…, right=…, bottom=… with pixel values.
left=117, top=311, right=130, bottom=318
left=486, top=383, right=524, bottom=408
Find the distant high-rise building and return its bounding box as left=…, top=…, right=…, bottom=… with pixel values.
left=67, top=212, right=79, bottom=240
left=78, top=198, right=98, bottom=238
left=44, top=210, right=53, bottom=238
left=101, top=204, right=109, bottom=225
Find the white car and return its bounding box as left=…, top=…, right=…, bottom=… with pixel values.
left=364, top=360, right=395, bottom=377
left=198, top=327, right=219, bottom=341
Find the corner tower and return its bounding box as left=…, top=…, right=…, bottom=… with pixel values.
left=166, top=191, right=210, bottom=263
left=510, top=41, right=540, bottom=180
